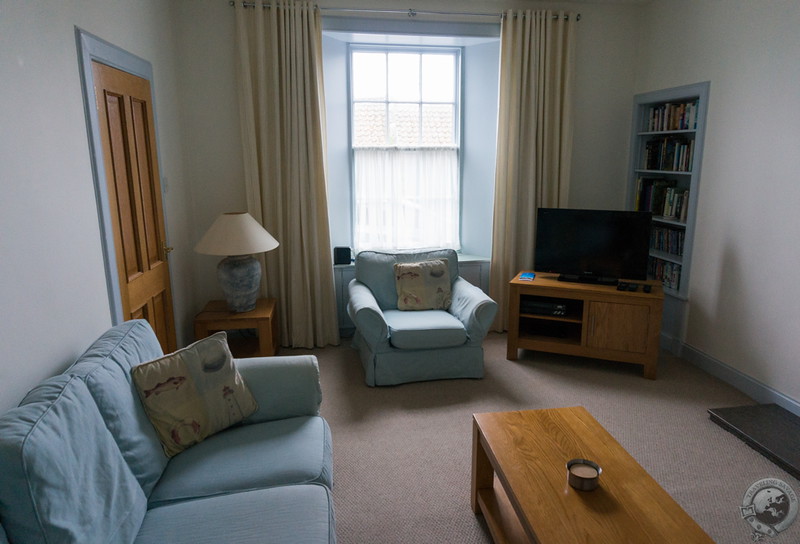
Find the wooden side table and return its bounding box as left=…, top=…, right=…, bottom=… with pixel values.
left=194, top=298, right=279, bottom=358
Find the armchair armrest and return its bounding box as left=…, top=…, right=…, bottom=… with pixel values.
left=237, top=355, right=322, bottom=424
left=450, top=277, right=498, bottom=344
left=347, top=279, right=390, bottom=350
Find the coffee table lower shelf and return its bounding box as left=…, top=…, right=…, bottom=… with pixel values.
left=475, top=477, right=529, bottom=544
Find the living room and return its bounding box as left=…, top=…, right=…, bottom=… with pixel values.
left=1, top=0, right=799, bottom=541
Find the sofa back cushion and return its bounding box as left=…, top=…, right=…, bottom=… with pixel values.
left=355, top=249, right=459, bottom=310
left=66, top=319, right=169, bottom=495
left=0, top=375, right=147, bottom=543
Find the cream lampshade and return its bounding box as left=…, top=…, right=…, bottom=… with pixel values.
left=195, top=212, right=279, bottom=312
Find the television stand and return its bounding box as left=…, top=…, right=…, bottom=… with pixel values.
left=507, top=271, right=664, bottom=379
left=557, top=273, right=618, bottom=286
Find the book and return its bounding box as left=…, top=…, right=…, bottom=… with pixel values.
left=519, top=272, right=535, bottom=281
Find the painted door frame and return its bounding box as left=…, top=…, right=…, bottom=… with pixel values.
left=75, top=27, right=173, bottom=326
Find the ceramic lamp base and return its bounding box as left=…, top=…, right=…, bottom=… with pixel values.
left=217, top=255, right=261, bottom=312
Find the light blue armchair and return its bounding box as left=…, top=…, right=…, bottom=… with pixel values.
left=347, top=249, right=498, bottom=386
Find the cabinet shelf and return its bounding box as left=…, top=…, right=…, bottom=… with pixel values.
left=520, top=313, right=582, bottom=324
left=518, top=334, right=582, bottom=348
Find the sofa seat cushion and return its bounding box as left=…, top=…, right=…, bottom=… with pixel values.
left=148, top=416, right=333, bottom=507
left=384, top=309, right=467, bottom=349
left=0, top=375, right=146, bottom=544
left=135, top=484, right=335, bottom=544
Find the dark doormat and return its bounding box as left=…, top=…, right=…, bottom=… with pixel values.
left=708, top=404, right=800, bottom=481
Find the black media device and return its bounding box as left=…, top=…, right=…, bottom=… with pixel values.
left=534, top=208, right=651, bottom=285
left=333, top=246, right=352, bottom=265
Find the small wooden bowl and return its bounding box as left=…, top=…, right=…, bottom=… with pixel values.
left=567, top=458, right=602, bottom=491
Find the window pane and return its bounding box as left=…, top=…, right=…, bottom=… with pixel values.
left=388, top=103, right=420, bottom=146
left=352, top=103, right=386, bottom=146
left=352, top=52, right=386, bottom=101
left=387, top=53, right=419, bottom=102
left=422, top=54, right=455, bottom=102
left=421, top=104, right=454, bottom=146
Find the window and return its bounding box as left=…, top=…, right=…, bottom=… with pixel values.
left=350, top=47, right=461, bottom=252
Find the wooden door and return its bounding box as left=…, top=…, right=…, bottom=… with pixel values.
left=92, top=61, right=177, bottom=352
left=586, top=301, right=650, bottom=353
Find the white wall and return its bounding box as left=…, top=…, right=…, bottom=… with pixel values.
left=0, top=1, right=193, bottom=412
left=635, top=0, right=800, bottom=405
left=172, top=0, right=246, bottom=305
left=461, top=39, right=500, bottom=256
left=569, top=2, right=641, bottom=209
left=322, top=34, right=352, bottom=250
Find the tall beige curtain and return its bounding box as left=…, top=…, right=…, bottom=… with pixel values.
left=489, top=10, right=577, bottom=332
left=235, top=1, right=339, bottom=348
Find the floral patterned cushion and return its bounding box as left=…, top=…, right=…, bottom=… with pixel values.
left=394, top=259, right=452, bottom=311
left=131, top=332, right=257, bottom=457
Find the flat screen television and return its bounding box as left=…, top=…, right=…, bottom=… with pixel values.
left=534, top=208, right=652, bottom=284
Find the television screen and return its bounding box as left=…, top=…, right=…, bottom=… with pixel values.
left=534, top=208, right=652, bottom=283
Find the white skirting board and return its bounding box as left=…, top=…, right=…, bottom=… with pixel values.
left=669, top=336, right=800, bottom=418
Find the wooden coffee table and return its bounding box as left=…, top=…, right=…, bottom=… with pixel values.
left=471, top=407, right=713, bottom=543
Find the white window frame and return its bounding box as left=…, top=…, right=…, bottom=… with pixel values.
left=349, top=45, right=463, bottom=253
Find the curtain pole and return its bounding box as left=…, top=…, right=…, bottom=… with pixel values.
left=228, top=2, right=580, bottom=21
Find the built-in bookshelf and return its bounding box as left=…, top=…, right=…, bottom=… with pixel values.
left=627, top=82, right=709, bottom=300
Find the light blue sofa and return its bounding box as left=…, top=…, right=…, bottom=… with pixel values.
left=0, top=320, right=335, bottom=544
left=347, top=249, right=498, bottom=386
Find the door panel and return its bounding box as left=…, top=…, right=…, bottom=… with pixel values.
left=130, top=97, right=161, bottom=269
left=104, top=91, right=143, bottom=281
left=93, top=61, right=177, bottom=352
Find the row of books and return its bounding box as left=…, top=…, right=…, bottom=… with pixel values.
left=648, top=258, right=681, bottom=290
left=634, top=178, right=690, bottom=221
left=651, top=226, right=685, bottom=257
left=645, top=100, right=698, bottom=132
left=643, top=136, right=695, bottom=172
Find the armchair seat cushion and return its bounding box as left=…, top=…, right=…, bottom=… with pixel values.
left=384, top=309, right=467, bottom=349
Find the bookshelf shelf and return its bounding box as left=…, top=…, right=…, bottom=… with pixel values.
left=635, top=169, right=692, bottom=176
left=650, top=249, right=682, bottom=265
left=627, top=82, right=710, bottom=301
left=652, top=216, right=687, bottom=227
left=638, top=129, right=695, bottom=136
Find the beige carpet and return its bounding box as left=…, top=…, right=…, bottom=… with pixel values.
left=296, top=332, right=800, bottom=543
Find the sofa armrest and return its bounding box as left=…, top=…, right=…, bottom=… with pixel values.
left=450, top=277, right=498, bottom=344
left=347, top=279, right=390, bottom=350
left=237, top=355, right=322, bottom=423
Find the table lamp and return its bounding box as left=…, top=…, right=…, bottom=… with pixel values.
left=195, top=212, right=279, bottom=312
